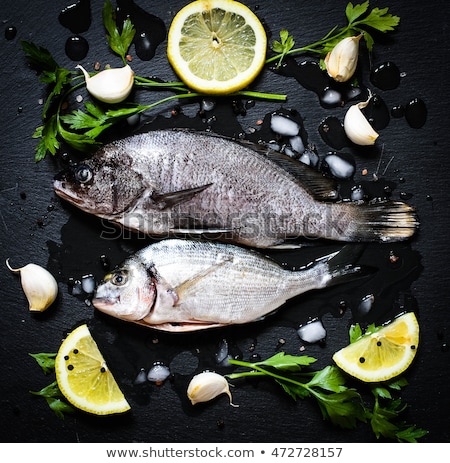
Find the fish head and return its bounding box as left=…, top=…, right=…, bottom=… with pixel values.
left=93, top=258, right=156, bottom=321
left=53, top=151, right=147, bottom=216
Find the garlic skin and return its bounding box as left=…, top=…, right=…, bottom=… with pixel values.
left=6, top=259, right=58, bottom=312
left=344, top=97, right=380, bottom=145
left=77, top=64, right=135, bottom=104
left=325, top=34, right=363, bottom=82
left=187, top=372, right=237, bottom=407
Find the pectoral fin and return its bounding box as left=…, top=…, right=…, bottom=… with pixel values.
left=173, top=255, right=233, bottom=303
left=151, top=183, right=213, bottom=210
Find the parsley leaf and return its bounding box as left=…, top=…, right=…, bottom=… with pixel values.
left=345, top=1, right=370, bottom=23
left=227, top=346, right=426, bottom=441
left=103, top=0, right=135, bottom=62
left=29, top=352, right=56, bottom=375
left=30, top=380, right=75, bottom=419
left=21, top=40, right=58, bottom=73
left=268, top=1, right=400, bottom=64
left=368, top=380, right=428, bottom=442
left=271, top=29, right=295, bottom=68
left=360, top=6, right=400, bottom=32
left=228, top=353, right=367, bottom=430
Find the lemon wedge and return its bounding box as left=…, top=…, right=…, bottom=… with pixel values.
left=167, top=0, right=267, bottom=94
left=333, top=312, right=419, bottom=382
left=55, top=324, right=130, bottom=415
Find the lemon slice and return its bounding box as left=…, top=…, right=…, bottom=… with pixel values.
left=55, top=324, right=130, bottom=415
left=167, top=0, right=267, bottom=94
left=333, top=312, right=419, bottom=382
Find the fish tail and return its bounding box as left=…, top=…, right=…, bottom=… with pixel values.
left=324, top=244, right=372, bottom=288
left=326, top=200, right=419, bottom=242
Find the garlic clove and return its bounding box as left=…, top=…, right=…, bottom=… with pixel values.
left=77, top=64, right=135, bottom=104
left=343, top=97, right=380, bottom=146
left=187, top=371, right=237, bottom=407
left=325, top=34, right=363, bottom=83
left=6, top=259, right=58, bottom=312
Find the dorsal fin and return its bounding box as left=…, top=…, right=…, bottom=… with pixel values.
left=235, top=138, right=338, bottom=201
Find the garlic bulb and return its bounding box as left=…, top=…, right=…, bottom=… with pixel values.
left=344, top=97, right=380, bottom=145
left=187, top=371, right=237, bottom=407
left=77, top=64, right=134, bottom=104
left=325, top=34, right=363, bottom=82
left=6, top=259, right=58, bottom=312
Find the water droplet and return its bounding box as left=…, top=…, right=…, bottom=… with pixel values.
left=116, top=0, right=166, bottom=61
left=215, top=339, right=230, bottom=365
left=99, top=254, right=110, bottom=271
left=357, top=294, right=374, bottom=316
left=318, top=116, right=348, bottom=150
left=405, top=98, right=427, bottom=128
left=362, top=94, right=390, bottom=130
left=5, top=26, right=17, bottom=40
left=59, top=0, right=92, bottom=33
left=370, top=61, right=401, bottom=90
left=391, top=104, right=404, bottom=118
left=65, top=35, right=89, bottom=61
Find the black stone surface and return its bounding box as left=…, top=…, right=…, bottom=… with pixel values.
left=1, top=0, right=449, bottom=444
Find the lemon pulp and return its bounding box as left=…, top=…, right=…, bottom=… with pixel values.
left=167, top=0, right=267, bottom=94
left=333, top=312, right=419, bottom=382
left=55, top=324, right=130, bottom=415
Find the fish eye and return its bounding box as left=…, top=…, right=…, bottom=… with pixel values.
left=110, top=270, right=128, bottom=286
left=74, top=164, right=93, bottom=184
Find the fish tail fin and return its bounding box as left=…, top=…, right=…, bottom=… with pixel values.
left=321, top=244, right=373, bottom=288
left=337, top=200, right=419, bottom=242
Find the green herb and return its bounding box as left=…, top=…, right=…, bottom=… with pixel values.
left=271, top=29, right=295, bottom=69
left=29, top=352, right=74, bottom=419
left=227, top=347, right=427, bottom=441
left=29, top=352, right=56, bottom=375
left=23, top=1, right=286, bottom=162
left=228, top=353, right=367, bottom=430
left=368, top=379, right=428, bottom=442
left=103, top=0, right=135, bottom=63
left=30, top=381, right=75, bottom=419
left=267, top=1, right=400, bottom=67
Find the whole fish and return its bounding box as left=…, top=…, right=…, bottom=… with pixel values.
left=92, top=239, right=366, bottom=332
left=54, top=129, right=418, bottom=248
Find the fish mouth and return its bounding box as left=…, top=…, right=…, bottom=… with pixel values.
left=53, top=179, right=85, bottom=206
left=91, top=296, right=119, bottom=311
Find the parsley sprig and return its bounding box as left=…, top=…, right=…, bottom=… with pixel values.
left=228, top=354, right=366, bottom=429
left=23, top=0, right=286, bottom=162
left=29, top=352, right=75, bottom=419
left=227, top=320, right=427, bottom=443
left=267, top=1, right=400, bottom=67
